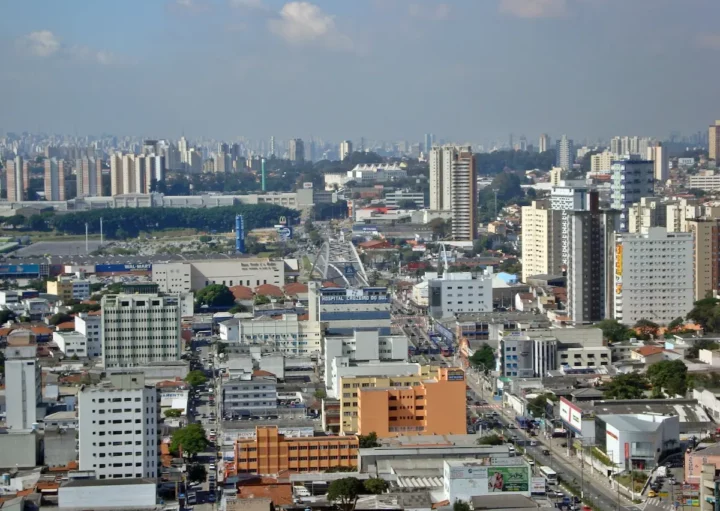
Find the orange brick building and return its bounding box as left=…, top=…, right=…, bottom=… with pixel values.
left=357, top=367, right=466, bottom=437
left=229, top=426, right=358, bottom=475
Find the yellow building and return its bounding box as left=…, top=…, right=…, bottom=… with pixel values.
left=338, top=365, right=463, bottom=435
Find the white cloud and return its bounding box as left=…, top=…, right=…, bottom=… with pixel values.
left=408, top=3, right=451, bottom=21
left=168, top=0, right=211, bottom=14
left=696, top=33, right=720, bottom=51
left=20, top=30, right=61, bottom=57
left=499, top=0, right=568, bottom=18
left=268, top=2, right=353, bottom=51
left=229, top=0, right=266, bottom=9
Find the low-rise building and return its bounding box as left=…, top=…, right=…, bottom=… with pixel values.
left=75, top=311, right=102, bottom=358
left=53, top=331, right=88, bottom=358
left=219, top=314, right=322, bottom=356
left=47, top=276, right=91, bottom=302
left=222, top=374, right=278, bottom=417
left=58, top=478, right=157, bottom=509
left=423, top=271, right=493, bottom=319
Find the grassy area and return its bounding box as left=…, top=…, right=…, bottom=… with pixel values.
left=616, top=472, right=648, bottom=492
left=591, top=447, right=613, bottom=466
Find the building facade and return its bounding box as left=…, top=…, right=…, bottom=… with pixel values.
left=152, top=259, right=284, bottom=293
left=688, top=218, right=720, bottom=301
left=426, top=271, right=493, bottom=318
left=308, top=283, right=392, bottom=335
left=339, top=140, right=353, bottom=161
left=628, top=197, right=666, bottom=234
left=549, top=185, right=595, bottom=267
left=53, top=331, right=88, bottom=358
left=101, top=293, right=183, bottom=368
left=611, top=160, right=655, bottom=232
left=710, top=120, right=720, bottom=162
left=289, top=139, right=305, bottom=162
left=221, top=375, right=277, bottom=417
left=44, top=158, right=66, bottom=201
left=47, top=276, right=90, bottom=302
left=647, top=143, right=669, bottom=182
left=219, top=314, right=322, bottom=356
left=78, top=372, right=158, bottom=480
left=555, top=135, right=575, bottom=171
left=75, top=312, right=102, bottom=358
left=4, top=331, right=41, bottom=430
left=521, top=200, right=563, bottom=282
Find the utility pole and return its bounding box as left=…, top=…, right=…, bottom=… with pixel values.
left=100, top=217, right=103, bottom=245
left=85, top=223, right=89, bottom=253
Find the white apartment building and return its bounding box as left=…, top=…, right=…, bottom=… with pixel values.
left=628, top=197, right=666, bottom=234
left=78, top=372, right=158, bottom=480
left=688, top=174, right=720, bottom=192
left=555, top=135, right=575, bottom=171
left=53, top=331, right=88, bottom=359
left=647, top=143, right=669, bottom=182
left=425, top=271, right=493, bottom=318
left=611, top=160, right=655, bottom=232
left=218, top=314, right=322, bottom=355
left=4, top=331, right=41, bottom=430
left=75, top=312, right=102, bottom=358
left=613, top=227, right=694, bottom=325
left=339, top=140, right=353, bottom=161
left=666, top=198, right=701, bottom=232
left=152, top=258, right=284, bottom=293
left=521, top=200, right=563, bottom=282
left=101, top=293, right=182, bottom=368
left=549, top=185, right=594, bottom=267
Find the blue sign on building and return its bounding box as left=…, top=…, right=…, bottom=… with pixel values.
left=96, top=263, right=152, bottom=273
left=0, top=264, right=41, bottom=275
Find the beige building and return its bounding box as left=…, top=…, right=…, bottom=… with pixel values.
left=109, top=153, right=123, bottom=196
left=710, top=120, right=720, bottom=162
left=590, top=150, right=615, bottom=173
left=152, top=258, right=285, bottom=293
left=628, top=197, right=665, bottom=233
left=521, top=200, right=563, bottom=282
left=667, top=198, right=701, bottom=232
left=646, top=143, right=669, bottom=182
left=549, top=167, right=563, bottom=186
left=688, top=218, right=720, bottom=300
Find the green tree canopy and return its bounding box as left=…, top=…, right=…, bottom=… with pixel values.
left=187, top=463, right=207, bottom=484
left=596, top=319, right=632, bottom=343
left=0, top=309, right=16, bottom=324
left=49, top=313, right=73, bottom=326
left=358, top=432, right=380, bottom=448
left=363, top=478, right=389, bottom=495
left=195, top=284, right=235, bottom=308
left=453, top=501, right=471, bottom=511
left=327, top=477, right=364, bottom=511
left=476, top=434, right=504, bottom=446
left=470, top=344, right=495, bottom=373
left=170, top=423, right=208, bottom=457
left=185, top=370, right=208, bottom=387
left=527, top=394, right=550, bottom=418
left=687, top=298, right=720, bottom=332
left=647, top=359, right=688, bottom=397
left=164, top=409, right=182, bottom=418
left=687, top=338, right=720, bottom=359
left=602, top=373, right=649, bottom=400
left=667, top=317, right=685, bottom=331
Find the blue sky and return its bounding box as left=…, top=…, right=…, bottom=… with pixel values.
left=1, top=0, right=719, bottom=144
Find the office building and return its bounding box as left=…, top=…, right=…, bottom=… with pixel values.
left=424, top=271, right=493, bottom=318
left=567, top=209, right=619, bottom=324
left=688, top=173, right=720, bottom=192
left=78, top=372, right=158, bottom=480
left=219, top=314, right=322, bottom=356
left=521, top=200, right=563, bottom=282
left=688, top=218, right=720, bottom=300
left=612, top=227, right=694, bottom=325
left=555, top=135, right=574, bottom=171
left=75, top=312, right=102, bottom=358
left=429, top=146, right=476, bottom=239
left=289, top=138, right=305, bottom=162
left=308, top=282, right=391, bottom=336
left=384, top=189, right=426, bottom=209
left=44, top=157, right=66, bottom=201
left=550, top=185, right=595, bottom=267
left=590, top=151, right=614, bottom=173
left=356, top=367, right=466, bottom=438
left=4, top=330, right=41, bottom=430
left=539, top=133, right=550, bottom=153
left=647, top=143, right=669, bottom=181
left=76, top=157, right=103, bottom=197
left=53, top=331, right=88, bottom=358
left=221, top=374, right=277, bottom=417
left=339, top=140, right=353, bottom=161
left=6, top=155, right=28, bottom=202
left=109, top=152, right=123, bottom=196
left=229, top=426, right=358, bottom=475
left=152, top=258, right=284, bottom=293
left=101, top=293, right=183, bottom=368
left=628, top=197, right=666, bottom=234
left=611, top=160, right=655, bottom=232
left=709, top=120, right=720, bottom=162
left=48, top=276, right=91, bottom=302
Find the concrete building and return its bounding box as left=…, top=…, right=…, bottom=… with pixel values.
left=75, top=157, right=103, bottom=197
left=289, top=138, right=304, bottom=162
left=0, top=430, right=41, bottom=468
left=6, top=156, right=27, bottom=202
left=44, top=158, right=66, bottom=201
left=539, top=134, right=550, bottom=153
left=152, top=258, right=284, bottom=293
left=555, top=135, right=574, bottom=171
left=101, top=293, right=182, bottom=368
left=689, top=173, right=720, bottom=192
left=444, top=458, right=532, bottom=500
left=429, top=145, right=478, bottom=240
left=75, top=312, right=102, bottom=358
left=521, top=200, right=563, bottom=282
left=647, top=143, right=669, bottom=182
left=566, top=209, right=619, bottom=324
left=688, top=218, right=720, bottom=300
left=222, top=374, right=277, bottom=417
left=424, top=271, right=493, bottom=318
left=357, top=367, right=466, bottom=438
left=590, top=151, right=614, bottom=173
left=710, top=120, right=720, bottom=162
left=628, top=197, right=666, bottom=233
left=58, top=478, right=157, bottom=509
left=229, top=426, right=358, bottom=475
left=611, top=160, right=656, bottom=232
left=47, top=276, right=90, bottom=302
left=53, top=331, right=88, bottom=358
left=45, top=426, right=78, bottom=468
left=667, top=198, right=701, bottom=232
left=308, top=282, right=392, bottom=335
left=339, top=140, right=353, bottom=161
left=384, top=189, right=426, bottom=209
left=219, top=314, right=322, bottom=356
left=78, top=372, right=158, bottom=480
left=4, top=331, right=41, bottom=430
left=109, top=152, right=123, bottom=196
left=549, top=185, right=595, bottom=267
left=613, top=227, right=694, bottom=325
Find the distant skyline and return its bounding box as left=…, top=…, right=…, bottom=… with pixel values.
left=1, top=0, right=719, bottom=142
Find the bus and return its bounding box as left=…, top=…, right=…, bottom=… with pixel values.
left=538, top=466, right=558, bottom=485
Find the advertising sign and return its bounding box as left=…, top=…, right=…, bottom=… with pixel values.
left=96, top=263, right=152, bottom=273
left=615, top=244, right=623, bottom=278
left=559, top=397, right=583, bottom=433
left=531, top=477, right=547, bottom=494
left=303, top=182, right=314, bottom=189
left=0, top=264, right=40, bottom=275
left=678, top=158, right=695, bottom=167
left=447, top=370, right=465, bottom=381
left=486, top=467, right=529, bottom=493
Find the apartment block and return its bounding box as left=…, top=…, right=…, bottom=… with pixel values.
left=611, top=160, right=655, bottom=232
left=710, top=120, right=720, bottom=162
left=219, top=314, right=322, bottom=356
left=355, top=367, right=466, bottom=438
left=229, top=426, right=358, bottom=475
left=628, top=197, right=666, bottom=234
left=75, top=312, right=102, bottom=358
left=521, top=200, right=563, bottom=282
left=425, top=271, right=493, bottom=318
left=44, top=158, right=66, bottom=201
left=549, top=185, right=596, bottom=267
left=4, top=330, right=41, bottom=430
left=429, top=145, right=477, bottom=240
left=78, top=372, right=158, bottom=480
left=667, top=198, right=701, bottom=232
left=590, top=151, right=615, bottom=173
left=48, top=276, right=90, bottom=302
left=101, top=293, right=183, bottom=368
left=688, top=218, right=720, bottom=300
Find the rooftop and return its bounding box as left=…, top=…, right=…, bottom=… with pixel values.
left=61, top=477, right=156, bottom=488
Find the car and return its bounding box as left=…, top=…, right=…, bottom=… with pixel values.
left=542, top=449, right=551, bottom=455
left=648, top=490, right=657, bottom=498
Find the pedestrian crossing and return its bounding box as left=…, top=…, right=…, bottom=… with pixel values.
left=644, top=497, right=676, bottom=511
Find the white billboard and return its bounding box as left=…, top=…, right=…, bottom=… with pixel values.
left=559, top=397, right=583, bottom=432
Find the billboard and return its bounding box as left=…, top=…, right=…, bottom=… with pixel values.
left=303, top=182, right=314, bottom=189
left=0, top=264, right=41, bottom=275
left=487, top=466, right=529, bottom=493
left=615, top=243, right=623, bottom=294
left=447, top=369, right=465, bottom=381
left=531, top=477, right=546, bottom=494
left=559, top=397, right=583, bottom=433
left=678, top=157, right=695, bottom=167
left=96, top=263, right=152, bottom=273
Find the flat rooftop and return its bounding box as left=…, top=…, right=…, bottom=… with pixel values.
left=575, top=399, right=711, bottom=424
left=62, top=477, right=156, bottom=488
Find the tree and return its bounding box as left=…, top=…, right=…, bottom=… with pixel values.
left=254, top=294, right=271, bottom=306
left=358, top=432, right=380, bottom=448
left=472, top=236, right=493, bottom=255
left=498, top=258, right=522, bottom=275
left=0, top=309, right=16, bottom=324
left=187, top=463, right=207, bottom=484
left=49, top=313, right=73, bottom=326
left=687, top=338, right=720, bottom=359
left=164, top=409, right=182, bottom=418
left=476, top=434, right=504, bottom=446
left=687, top=298, right=720, bottom=332
left=603, top=373, right=649, bottom=400
left=185, top=370, right=208, bottom=387
left=195, top=284, right=235, bottom=308
left=453, top=501, right=471, bottom=511
left=396, top=199, right=419, bottom=210
left=229, top=304, right=248, bottom=314
left=470, top=344, right=495, bottom=373
left=327, top=477, right=364, bottom=511
left=667, top=317, right=685, bottom=332
left=527, top=394, right=550, bottom=418
left=363, top=478, right=389, bottom=495
left=634, top=319, right=660, bottom=338
left=647, top=359, right=688, bottom=397
left=170, top=423, right=208, bottom=457
left=596, top=319, right=632, bottom=343
left=314, top=388, right=327, bottom=400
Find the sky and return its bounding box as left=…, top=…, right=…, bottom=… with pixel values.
left=1, top=0, right=719, bottom=145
